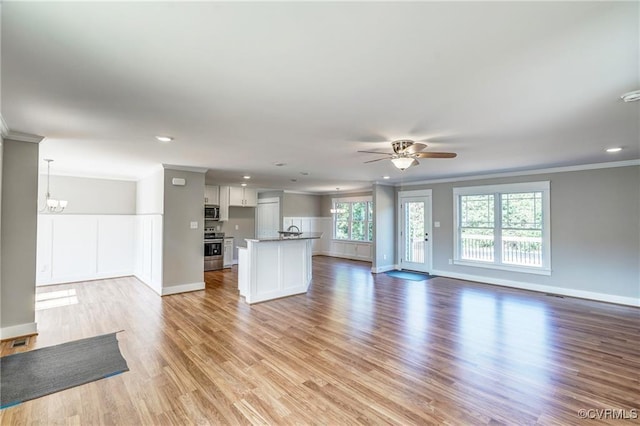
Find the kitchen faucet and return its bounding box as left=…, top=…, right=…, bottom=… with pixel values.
left=287, top=225, right=301, bottom=233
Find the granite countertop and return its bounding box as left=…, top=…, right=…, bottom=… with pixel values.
left=245, top=232, right=323, bottom=242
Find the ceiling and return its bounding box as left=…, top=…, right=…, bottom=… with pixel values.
left=2, top=1, right=638, bottom=193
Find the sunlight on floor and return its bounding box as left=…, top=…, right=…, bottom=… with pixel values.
left=36, top=289, right=78, bottom=310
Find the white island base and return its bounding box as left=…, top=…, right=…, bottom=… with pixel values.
left=237, top=234, right=320, bottom=304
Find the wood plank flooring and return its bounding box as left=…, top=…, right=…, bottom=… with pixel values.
left=1, top=256, right=638, bottom=425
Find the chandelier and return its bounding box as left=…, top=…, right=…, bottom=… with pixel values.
left=41, top=159, right=67, bottom=213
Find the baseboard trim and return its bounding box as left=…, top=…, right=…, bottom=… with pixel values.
left=133, top=274, right=162, bottom=296
left=37, top=270, right=134, bottom=287
left=0, top=322, right=38, bottom=340
left=314, top=251, right=372, bottom=263
left=430, top=269, right=640, bottom=307
left=162, top=281, right=205, bottom=296
left=371, top=265, right=396, bottom=273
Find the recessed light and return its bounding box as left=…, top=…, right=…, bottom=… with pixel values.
left=300, top=172, right=309, bottom=176
left=241, top=183, right=247, bottom=187
left=606, top=147, right=622, bottom=153
left=243, top=175, right=251, bottom=179
left=291, top=179, right=297, bottom=182
left=155, top=136, right=173, bottom=142
left=274, top=162, right=286, bottom=167
left=382, top=176, right=390, bottom=179
left=621, top=90, right=640, bottom=102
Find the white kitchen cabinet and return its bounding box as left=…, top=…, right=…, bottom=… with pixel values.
left=229, top=187, right=257, bottom=207
left=244, top=188, right=258, bottom=206
left=204, top=185, right=219, bottom=205
left=219, top=185, right=230, bottom=221
left=223, top=237, right=234, bottom=268
left=229, top=186, right=244, bottom=206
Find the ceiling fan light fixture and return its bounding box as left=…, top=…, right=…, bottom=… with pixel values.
left=391, top=157, right=415, bottom=170
left=621, top=90, right=640, bottom=102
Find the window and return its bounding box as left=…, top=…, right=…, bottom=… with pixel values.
left=453, top=182, right=550, bottom=275
left=332, top=197, right=373, bottom=242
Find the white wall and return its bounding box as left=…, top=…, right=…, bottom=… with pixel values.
left=136, top=167, right=164, bottom=215
left=134, top=215, right=163, bottom=295
left=134, top=167, right=165, bottom=294
left=36, top=215, right=135, bottom=285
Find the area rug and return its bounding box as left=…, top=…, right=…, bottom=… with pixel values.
left=1, top=332, right=128, bottom=409
left=385, top=270, right=436, bottom=281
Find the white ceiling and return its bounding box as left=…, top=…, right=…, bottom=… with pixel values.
left=3, top=1, right=639, bottom=193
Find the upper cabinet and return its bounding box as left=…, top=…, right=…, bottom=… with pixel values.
left=214, top=186, right=255, bottom=222
left=204, top=185, right=219, bottom=205
left=229, top=187, right=257, bottom=207
left=219, top=185, right=230, bottom=221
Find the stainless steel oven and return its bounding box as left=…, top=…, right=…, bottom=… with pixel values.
left=204, top=230, right=224, bottom=271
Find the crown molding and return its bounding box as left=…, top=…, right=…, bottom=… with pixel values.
left=396, top=159, right=640, bottom=187
left=162, top=164, right=208, bottom=174
left=5, top=131, right=45, bottom=144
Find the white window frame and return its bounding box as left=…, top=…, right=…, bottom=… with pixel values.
left=453, top=181, right=551, bottom=275
left=332, top=196, right=373, bottom=243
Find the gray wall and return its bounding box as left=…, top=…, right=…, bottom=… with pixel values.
left=1, top=139, right=39, bottom=335
left=373, top=184, right=395, bottom=271
left=283, top=193, right=322, bottom=217
left=162, top=169, right=205, bottom=288
left=39, top=175, right=136, bottom=214
left=220, top=206, right=256, bottom=259
left=0, top=136, right=3, bottom=331
left=401, top=165, right=640, bottom=299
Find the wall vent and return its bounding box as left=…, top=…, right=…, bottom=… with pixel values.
left=10, top=337, right=29, bottom=348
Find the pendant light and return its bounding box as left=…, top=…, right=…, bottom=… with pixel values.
left=330, top=188, right=346, bottom=214
left=41, top=159, right=67, bottom=213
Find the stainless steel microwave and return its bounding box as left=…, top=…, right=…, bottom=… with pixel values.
left=204, top=206, right=219, bottom=220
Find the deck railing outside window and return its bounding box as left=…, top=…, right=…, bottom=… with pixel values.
left=461, top=234, right=542, bottom=266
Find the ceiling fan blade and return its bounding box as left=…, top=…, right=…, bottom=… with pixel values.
left=403, top=142, right=428, bottom=154
left=357, top=150, right=393, bottom=155
left=410, top=159, right=419, bottom=167
left=414, top=152, right=457, bottom=159
left=364, top=157, right=390, bottom=164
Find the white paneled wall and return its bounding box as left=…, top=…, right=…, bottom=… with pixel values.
left=36, top=215, right=135, bottom=286
left=134, top=215, right=163, bottom=294
left=283, top=217, right=372, bottom=262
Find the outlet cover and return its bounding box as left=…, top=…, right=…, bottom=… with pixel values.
left=190, top=221, right=198, bottom=229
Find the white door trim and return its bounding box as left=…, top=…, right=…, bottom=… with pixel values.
left=398, top=189, right=432, bottom=273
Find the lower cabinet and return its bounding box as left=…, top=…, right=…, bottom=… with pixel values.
left=223, top=237, right=234, bottom=268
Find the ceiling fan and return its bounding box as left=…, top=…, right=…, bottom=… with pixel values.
left=358, top=139, right=457, bottom=170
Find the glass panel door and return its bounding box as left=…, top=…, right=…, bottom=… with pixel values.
left=400, top=196, right=431, bottom=272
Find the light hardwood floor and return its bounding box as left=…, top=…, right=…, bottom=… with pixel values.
left=1, top=256, right=638, bottom=425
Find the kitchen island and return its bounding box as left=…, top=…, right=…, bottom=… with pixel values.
left=237, top=232, right=322, bottom=304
